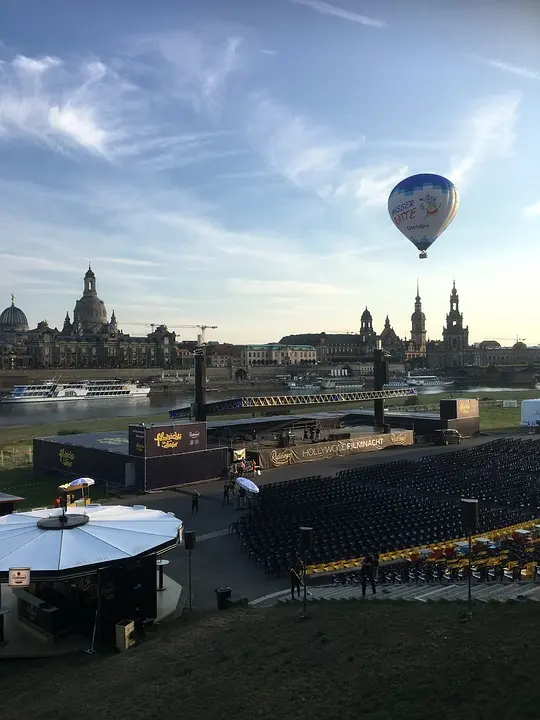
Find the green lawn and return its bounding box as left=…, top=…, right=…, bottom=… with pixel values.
left=1, top=601, right=539, bottom=719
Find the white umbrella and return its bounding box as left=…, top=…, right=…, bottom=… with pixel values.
left=0, top=505, right=182, bottom=574
left=69, top=477, right=95, bottom=487
left=236, top=477, right=260, bottom=494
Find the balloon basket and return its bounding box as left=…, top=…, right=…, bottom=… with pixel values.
left=419, top=252, right=427, bottom=259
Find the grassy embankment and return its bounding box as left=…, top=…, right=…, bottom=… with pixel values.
left=0, top=389, right=534, bottom=509
left=1, top=601, right=539, bottom=720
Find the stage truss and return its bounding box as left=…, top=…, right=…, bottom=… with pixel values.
left=169, top=388, right=416, bottom=419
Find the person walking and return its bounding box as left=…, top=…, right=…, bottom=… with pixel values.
left=289, top=562, right=302, bottom=600
left=361, top=554, right=376, bottom=596
left=191, top=491, right=200, bottom=515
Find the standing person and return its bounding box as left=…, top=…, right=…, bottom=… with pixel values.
left=361, top=554, right=376, bottom=596
left=289, top=562, right=302, bottom=600
left=223, top=483, right=230, bottom=506
left=191, top=491, right=200, bottom=515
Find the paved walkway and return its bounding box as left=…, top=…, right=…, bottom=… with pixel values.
left=266, top=580, right=540, bottom=606
left=136, top=434, right=535, bottom=610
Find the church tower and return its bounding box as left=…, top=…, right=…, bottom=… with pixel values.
left=360, top=307, right=377, bottom=347
left=442, top=281, right=469, bottom=367
left=410, top=280, right=427, bottom=349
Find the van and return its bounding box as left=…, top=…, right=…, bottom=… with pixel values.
left=432, top=429, right=461, bottom=446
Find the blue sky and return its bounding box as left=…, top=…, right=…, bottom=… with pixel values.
left=1, top=0, right=540, bottom=345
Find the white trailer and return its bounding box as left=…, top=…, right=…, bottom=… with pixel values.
left=520, top=399, right=540, bottom=427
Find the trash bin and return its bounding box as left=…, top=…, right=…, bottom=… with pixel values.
left=215, top=587, right=232, bottom=611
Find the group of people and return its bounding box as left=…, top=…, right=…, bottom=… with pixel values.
left=289, top=554, right=380, bottom=600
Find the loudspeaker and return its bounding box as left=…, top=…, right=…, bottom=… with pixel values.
left=299, top=526, right=313, bottom=553
left=184, top=530, right=196, bottom=550
left=461, top=498, right=479, bottom=532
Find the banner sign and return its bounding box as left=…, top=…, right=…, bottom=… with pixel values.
left=257, top=431, right=414, bottom=469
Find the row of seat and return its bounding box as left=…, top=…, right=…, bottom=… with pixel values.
left=238, top=438, right=540, bottom=577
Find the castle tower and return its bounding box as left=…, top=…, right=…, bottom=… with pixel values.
left=411, top=280, right=427, bottom=349
left=442, top=280, right=469, bottom=367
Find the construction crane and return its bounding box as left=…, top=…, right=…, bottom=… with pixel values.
left=123, top=322, right=217, bottom=345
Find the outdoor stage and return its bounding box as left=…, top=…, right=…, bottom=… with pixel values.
left=33, top=422, right=229, bottom=492
left=246, top=428, right=415, bottom=470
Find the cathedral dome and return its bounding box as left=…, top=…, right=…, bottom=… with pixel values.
left=74, top=296, right=107, bottom=331
left=0, top=296, right=29, bottom=331
left=513, top=341, right=527, bottom=351
left=73, top=264, right=107, bottom=333
left=361, top=307, right=372, bottom=322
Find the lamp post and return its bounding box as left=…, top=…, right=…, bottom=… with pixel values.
left=184, top=530, right=196, bottom=612
left=299, top=526, right=313, bottom=620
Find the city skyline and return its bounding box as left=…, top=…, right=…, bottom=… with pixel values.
left=1, top=1, right=539, bottom=343
left=0, top=267, right=529, bottom=347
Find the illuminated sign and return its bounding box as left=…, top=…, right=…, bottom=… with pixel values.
left=154, top=431, right=183, bottom=450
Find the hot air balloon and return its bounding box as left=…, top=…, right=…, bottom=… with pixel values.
left=388, top=173, right=459, bottom=259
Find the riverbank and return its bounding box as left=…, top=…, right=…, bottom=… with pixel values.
left=0, top=388, right=534, bottom=449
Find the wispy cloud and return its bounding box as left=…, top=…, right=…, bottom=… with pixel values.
left=228, top=279, right=352, bottom=297
left=331, top=165, right=408, bottom=209
left=475, top=56, right=540, bottom=80
left=522, top=202, right=540, bottom=219
left=247, top=96, right=360, bottom=190
left=374, top=139, right=450, bottom=151
left=0, top=55, right=118, bottom=155
left=289, top=0, right=387, bottom=28
left=95, top=257, right=162, bottom=267
left=448, top=93, right=520, bottom=185
left=247, top=96, right=404, bottom=208
left=0, top=47, right=239, bottom=168
left=132, top=30, right=245, bottom=116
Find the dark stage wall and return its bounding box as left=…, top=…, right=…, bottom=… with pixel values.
left=145, top=447, right=228, bottom=491
left=33, top=439, right=228, bottom=493
left=33, top=438, right=143, bottom=488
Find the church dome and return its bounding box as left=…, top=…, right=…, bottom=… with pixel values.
left=361, top=307, right=372, bottom=322
left=411, top=309, right=426, bottom=322
left=74, top=296, right=107, bottom=331
left=73, top=264, right=107, bottom=333
left=0, top=296, right=29, bottom=331
left=513, top=341, right=527, bottom=351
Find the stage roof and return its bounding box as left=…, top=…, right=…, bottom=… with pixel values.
left=36, top=407, right=439, bottom=453
left=0, top=492, right=24, bottom=505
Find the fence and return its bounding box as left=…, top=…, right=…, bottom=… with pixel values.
left=0, top=447, right=33, bottom=469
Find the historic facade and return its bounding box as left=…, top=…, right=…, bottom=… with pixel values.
left=280, top=307, right=404, bottom=363
left=242, top=344, right=317, bottom=367
left=0, top=266, right=177, bottom=369
left=427, top=282, right=472, bottom=369
left=473, top=341, right=540, bottom=367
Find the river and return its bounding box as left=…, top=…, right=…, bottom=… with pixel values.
left=0, top=385, right=533, bottom=429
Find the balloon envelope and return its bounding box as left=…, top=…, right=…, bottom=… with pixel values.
left=388, top=173, right=459, bottom=258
